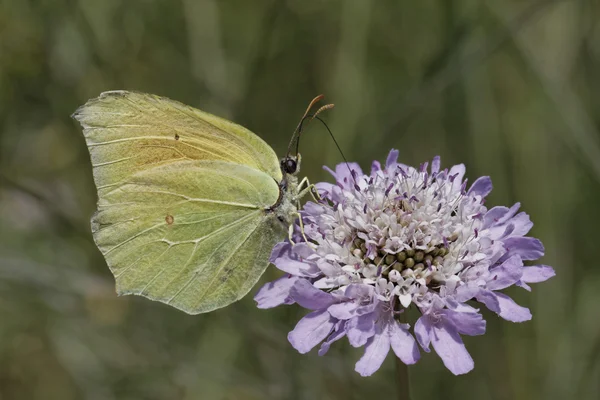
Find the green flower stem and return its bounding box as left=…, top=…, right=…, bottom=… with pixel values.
left=397, top=311, right=411, bottom=400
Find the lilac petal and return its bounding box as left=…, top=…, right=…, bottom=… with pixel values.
left=291, top=279, right=336, bottom=310
left=431, top=323, right=474, bottom=375
left=431, top=156, right=441, bottom=174
left=414, top=316, right=432, bottom=352
left=521, top=265, right=556, bottom=283
left=443, top=309, right=486, bottom=336
left=345, top=283, right=375, bottom=299
left=483, top=206, right=510, bottom=229
left=486, top=241, right=508, bottom=265
left=301, top=201, right=323, bottom=216
left=288, top=310, right=335, bottom=354
left=269, top=242, right=320, bottom=277
left=468, top=176, right=493, bottom=197
left=497, top=203, right=521, bottom=224
left=505, top=212, right=533, bottom=236
left=516, top=280, right=532, bottom=292
left=293, top=243, right=317, bottom=259
left=454, top=284, right=481, bottom=302
left=496, top=223, right=516, bottom=240
left=346, top=312, right=377, bottom=347
left=324, top=162, right=363, bottom=186
left=386, top=149, right=399, bottom=169
left=503, top=237, right=545, bottom=260
left=328, top=284, right=376, bottom=319
left=494, top=292, right=532, bottom=322
left=476, top=289, right=501, bottom=314
left=477, top=290, right=531, bottom=322
left=323, top=165, right=336, bottom=179
left=448, top=164, right=466, bottom=191
left=314, top=182, right=334, bottom=199
left=254, top=275, right=298, bottom=309
left=487, top=255, right=523, bottom=290
left=355, top=329, right=391, bottom=377
left=371, top=160, right=382, bottom=174
left=388, top=320, right=420, bottom=365
left=328, top=301, right=360, bottom=319
left=318, top=321, right=347, bottom=356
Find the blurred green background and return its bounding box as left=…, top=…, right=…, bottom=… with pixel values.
left=1, top=0, right=599, bottom=399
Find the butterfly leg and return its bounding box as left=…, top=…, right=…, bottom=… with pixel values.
left=288, top=212, right=309, bottom=244
left=296, top=177, right=322, bottom=203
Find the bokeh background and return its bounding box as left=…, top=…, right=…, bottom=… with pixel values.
left=1, top=0, right=599, bottom=399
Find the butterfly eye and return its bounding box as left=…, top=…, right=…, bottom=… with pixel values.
left=282, top=158, right=297, bottom=174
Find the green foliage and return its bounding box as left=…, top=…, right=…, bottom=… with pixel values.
left=1, top=0, right=598, bottom=399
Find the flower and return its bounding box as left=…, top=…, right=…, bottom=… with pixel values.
left=255, top=150, right=555, bottom=376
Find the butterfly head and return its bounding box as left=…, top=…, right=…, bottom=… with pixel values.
left=280, top=154, right=301, bottom=176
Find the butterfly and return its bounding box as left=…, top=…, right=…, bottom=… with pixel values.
left=73, top=91, right=332, bottom=314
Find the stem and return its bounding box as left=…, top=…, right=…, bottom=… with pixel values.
left=396, top=311, right=411, bottom=400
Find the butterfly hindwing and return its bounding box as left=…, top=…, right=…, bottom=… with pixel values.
left=92, top=160, right=284, bottom=314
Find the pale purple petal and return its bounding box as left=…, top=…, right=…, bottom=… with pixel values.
left=346, top=312, right=377, bottom=347
left=291, top=279, right=336, bottom=310
left=505, top=212, right=533, bottom=236
left=431, top=156, right=441, bottom=174
left=302, top=201, right=323, bottom=217
left=443, top=309, right=486, bottom=336
left=328, top=284, right=376, bottom=319
left=487, top=255, right=523, bottom=290
left=371, top=160, right=382, bottom=174
left=314, top=182, right=334, bottom=199
left=414, top=316, right=432, bottom=352
left=318, top=321, right=347, bottom=356
left=431, top=323, right=474, bottom=375
left=498, top=203, right=521, bottom=224
left=324, top=163, right=363, bottom=187
left=482, top=206, right=510, bottom=229
left=521, top=265, right=555, bottom=283
left=468, top=176, right=492, bottom=197
left=493, top=292, right=532, bottom=322
left=254, top=275, right=298, bottom=309
left=388, top=320, right=420, bottom=365
left=503, top=237, right=545, bottom=260
left=516, top=280, right=532, bottom=291
left=355, top=329, right=391, bottom=377
left=327, top=301, right=360, bottom=319
left=270, top=242, right=320, bottom=277
left=454, top=284, right=482, bottom=302
left=476, top=289, right=501, bottom=314
left=288, top=310, right=335, bottom=354
left=448, top=164, right=466, bottom=191
left=386, top=149, right=399, bottom=169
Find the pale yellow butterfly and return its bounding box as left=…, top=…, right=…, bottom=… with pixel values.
left=73, top=91, right=331, bottom=314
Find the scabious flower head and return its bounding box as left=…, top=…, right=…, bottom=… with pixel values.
left=255, top=150, right=555, bottom=376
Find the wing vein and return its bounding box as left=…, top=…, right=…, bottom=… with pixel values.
left=164, top=211, right=262, bottom=304
left=193, top=214, right=264, bottom=306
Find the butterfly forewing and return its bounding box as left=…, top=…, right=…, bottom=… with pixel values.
left=74, top=91, right=283, bottom=197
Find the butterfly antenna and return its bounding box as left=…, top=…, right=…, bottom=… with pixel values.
left=311, top=115, right=356, bottom=185
left=287, top=95, right=325, bottom=157
left=294, top=103, right=335, bottom=155
left=287, top=96, right=354, bottom=185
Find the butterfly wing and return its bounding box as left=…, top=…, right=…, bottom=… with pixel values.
left=91, top=160, right=285, bottom=314
left=73, top=90, right=283, bottom=198
left=74, top=92, right=287, bottom=314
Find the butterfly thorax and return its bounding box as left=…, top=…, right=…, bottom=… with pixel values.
left=270, top=155, right=302, bottom=225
